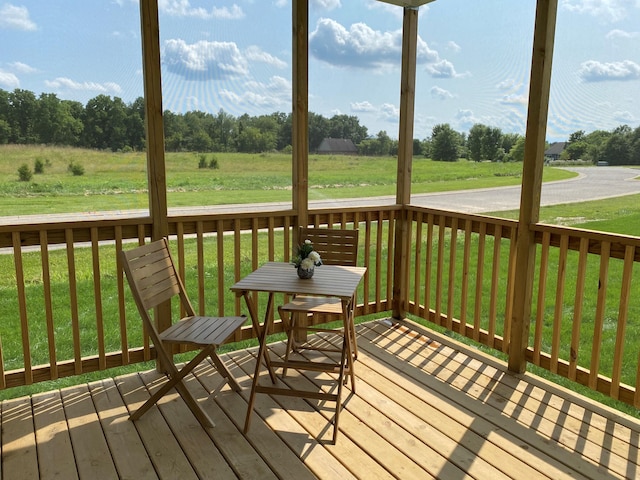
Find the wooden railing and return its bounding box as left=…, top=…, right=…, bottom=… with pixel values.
left=0, top=207, right=395, bottom=389
left=2, top=205, right=640, bottom=410
left=405, top=205, right=640, bottom=408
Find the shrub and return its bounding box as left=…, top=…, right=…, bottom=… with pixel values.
left=198, top=154, right=207, bottom=168
left=34, top=157, right=45, bottom=174
left=208, top=156, right=219, bottom=169
left=68, top=162, right=85, bottom=176
left=18, top=164, right=33, bottom=181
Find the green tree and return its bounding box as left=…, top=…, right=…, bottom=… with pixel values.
left=467, top=123, right=487, bottom=162
left=328, top=114, right=368, bottom=145
left=602, top=134, right=630, bottom=165
left=508, top=136, right=526, bottom=162
left=82, top=95, right=128, bottom=150
left=308, top=112, right=330, bottom=152
left=430, top=123, right=460, bottom=162
left=482, top=126, right=503, bottom=161
left=8, top=89, right=37, bottom=143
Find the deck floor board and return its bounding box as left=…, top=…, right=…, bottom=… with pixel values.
left=1, top=318, right=639, bottom=480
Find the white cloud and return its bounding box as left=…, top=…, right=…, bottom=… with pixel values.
left=430, top=86, right=454, bottom=100
left=500, top=94, right=528, bottom=105
left=380, top=103, right=399, bottom=122
left=350, top=101, right=376, bottom=112
left=0, top=69, right=20, bottom=89
left=426, top=59, right=464, bottom=78
left=311, top=0, right=342, bottom=10
left=0, top=4, right=37, bottom=31
left=44, top=77, right=123, bottom=94
left=309, top=18, right=438, bottom=70
left=613, top=110, right=636, bottom=122
left=163, top=39, right=249, bottom=79
left=220, top=75, right=291, bottom=109
left=245, top=46, right=287, bottom=69
left=8, top=61, right=36, bottom=74
left=561, top=0, right=636, bottom=23
left=274, top=0, right=287, bottom=7
left=606, top=28, right=640, bottom=39
left=497, top=79, right=522, bottom=90
left=578, top=59, right=640, bottom=81
left=446, top=41, right=461, bottom=53
left=158, top=0, right=244, bottom=19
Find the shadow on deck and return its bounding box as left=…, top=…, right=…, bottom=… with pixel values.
left=2, top=319, right=639, bottom=479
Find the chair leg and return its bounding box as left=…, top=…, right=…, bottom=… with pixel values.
left=281, top=310, right=298, bottom=377
left=130, top=347, right=214, bottom=427
left=210, top=351, right=241, bottom=392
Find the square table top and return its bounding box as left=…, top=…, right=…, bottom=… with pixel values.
left=230, top=262, right=366, bottom=300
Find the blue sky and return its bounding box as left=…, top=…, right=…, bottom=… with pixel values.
left=0, top=0, right=638, bottom=143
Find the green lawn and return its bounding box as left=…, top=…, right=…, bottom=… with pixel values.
left=2, top=145, right=639, bottom=418
left=0, top=145, right=574, bottom=215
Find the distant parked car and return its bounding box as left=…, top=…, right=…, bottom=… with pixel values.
left=597, top=161, right=609, bottom=166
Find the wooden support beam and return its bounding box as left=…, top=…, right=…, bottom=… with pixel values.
left=292, top=0, right=309, bottom=235
left=509, top=0, right=558, bottom=373
left=140, top=0, right=171, bottom=338
left=392, top=7, right=418, bottom=319
left=140, top=0, right=168, bottom=242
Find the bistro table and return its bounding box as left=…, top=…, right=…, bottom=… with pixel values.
left=230, top=261, right=366, bottom=443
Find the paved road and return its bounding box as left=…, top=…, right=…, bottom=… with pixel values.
left=408, top=166, right=640, bottom=214
left=2, top=166, right=639, bottom=225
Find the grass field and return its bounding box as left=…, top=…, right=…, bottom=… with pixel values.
left=0, top=145, right=575, bottom=215
left=1, top=145, right=640, bottom=417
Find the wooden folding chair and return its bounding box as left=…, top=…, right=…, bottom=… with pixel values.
left=278, top=228, right=360, bottom=378
left=120, top=238, right=246, bottom=428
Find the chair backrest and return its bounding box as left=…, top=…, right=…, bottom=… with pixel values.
left=299, top=227, right=359, bottom=266
left=120, top=238, right=196, bottom=320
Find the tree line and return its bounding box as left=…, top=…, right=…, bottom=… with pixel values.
left=1, top=88, right=638, bottom=165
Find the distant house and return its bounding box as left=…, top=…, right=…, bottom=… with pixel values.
left=544, top=142, right=566, bottom=161
left=316, top=138, right=358, bottom=155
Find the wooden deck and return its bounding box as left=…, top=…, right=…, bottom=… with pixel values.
left=2, top=318, right=639, bottom=480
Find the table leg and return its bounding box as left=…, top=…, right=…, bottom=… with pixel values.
left=343, top=299, right=356, bottom=392
left=241, top=290, right=276, bottom=383
left=243, top=291, right=276, bottom=434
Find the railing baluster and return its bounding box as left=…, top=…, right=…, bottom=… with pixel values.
left=611, top=245, right=635, bottom=399
left=473, top=222, right=486, bottom=342
left=217, top=219, right=225, bottom=317
left=534, top=230, right=551, bottom=365
left=435, top=215, right=445, bottom=326
left=197, top=221, right=205, bottom=315
left=502, top=225, right=517, bottom=353
left=551, top=234, right=569, bottom=373
left=488, top=224, right=502, bottom=347
left=64, top=228, right=82, bottom=375
left=375, top=212, right=383, bottom=310
left=40, top=230, right=57, bottom=379
left=12, top=231, right=32, bottom=384
left=90, top=227, right=106, bottom=370
left=413, top=211, right=423, bottom=315
left=446, top=217, right=458, bottom=331
left=590, top=241, right=611, bottom=390
left=424, top=213, right=434, bottom=320
left=460, top=219, right=472, bottom=335
left=115, top=226, right=129, bottom=365
left=569, top=236, right=589, bottom=381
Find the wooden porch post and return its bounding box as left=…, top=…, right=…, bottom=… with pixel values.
left=292, top=0, right=309, bottom=237
left=140, top=0, right=168, bottom=242
left=140, top=0, right=171, bottom=338
left=508, top=0, right=558, bottom=373
left=392, top=6, right=418, bottom=319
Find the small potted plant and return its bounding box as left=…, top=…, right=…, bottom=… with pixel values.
left=292, top=239, right=322, bottom=278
